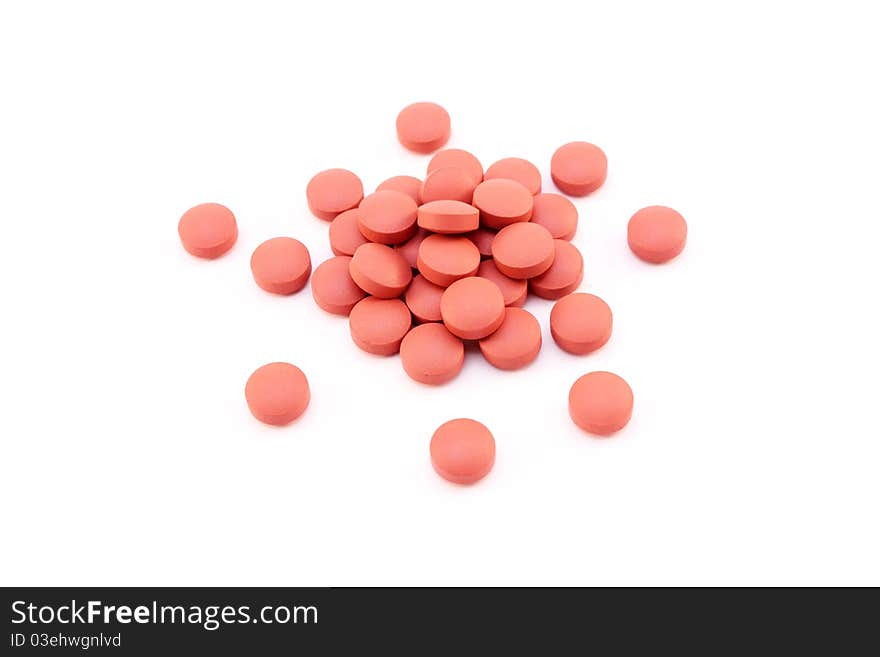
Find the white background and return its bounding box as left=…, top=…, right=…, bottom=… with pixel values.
left=1, top=1, right=878, bottom=586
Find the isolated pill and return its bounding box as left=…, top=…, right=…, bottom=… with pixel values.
left=478, top=307, right=542, bottom=370
left=568, top=371, right=633, bottom=436
left=430, top=418, right=495, bottom=485
left=245, top=362, right=310, bottom=426
left=417, top=200, right=480, bottom=234
left=328, top=208, right=369, bottom=257
left=405, top=274, right=445, bottom=323
left=349, top=243, right=412, bottom=298
left=377, top=175, right=422, bottom=204
left=420, top=167, right=477, bottom=204
left=531, top=193, right=578, bottom=240
left=306, top=168, right=364, bottom=221
left=311, top=256, right=367, bottom=315
left=440, top=276, right=505, bottom=340
left=627, top=206, right=687, bottom=263
left=491, top=222, right=555, bottom=279
left=178, top=203, right=238, bottom=259
left=348, top=297, right=412, bottom=356
left=472, top=179, right=534, bottom=230
left=550, top=142, right=607, bottom=196
left=400, top=323, right=464, bottom=385
left=357, top=190, right=418, bottom=245
left=250, top=237, right=312, bottom=295
left=465, top=227, right=496, bottom=259
left=476, top=259, right=527, bottom=307
left=427, top=149, right=483, bottom=185
left=529, top=240, right=583, bottom=300
left=396, top=102, right=450, bottom=153
left=484, top=157, right=542, bottom=195
left=394, top=228, right=429, bottom=270
left=549, top=293, right=612, bottom=355
left=417, top=235, right=481, bottom=288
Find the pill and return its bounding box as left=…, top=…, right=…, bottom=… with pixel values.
left=549, top=293, right=612, bottom=355
left=478, top=307, right=542, bottom=370
left=417, top=200, right=480, bottom=234
left=627, top=206, right=688, bottom=263
left=178, top=203, right=238, bottom=259
left=419, top=166, right=477, bottom=204
left=349, top=243, right=412, bottom=298
left=394, top=228, right=429, bottom=270
left=568, top=371, right=633, bottom=436
left=400, top=323, right=464, bottom=385
left=377, top=175, right=422, bottom=204
left=417, top=234, right=481, bottom=288
left=476, top=259, right=527, bottom=307
left=348, top=297, right=412, bottom=356
left=311, top=256, right=367, bottom=315
left=440, top=276, right=505, bottom=340
left=396, top=102, right=450, bottom=154
left=327, top=208, right=368, bottom=257
left=550, top=142, right=607, bottom=196
left=530, top=193, right=578, bottom=240
left=465, top=227, right=497, bottom=259
left=245, top=362, right=310, bottom=426
left=306, top=168, right=364, bottom=221
left=250, top=237, right=312, bottom=295
left=472, top=178, right=534, bottom=229
left=427, top=148, right=483, bottom=185
left=404, top=273, right=445, bottom=323
left=529, top=240, right=584, bottom=300
left=491, top=222, right=555, bottom=279
left=430, top=418, right=495, bottom=485
left=357, top=190, right=418, bottom=245
left=484, top=157, right=542, bottom=195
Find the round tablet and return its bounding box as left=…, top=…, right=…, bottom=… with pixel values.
left=377, top=175, right=422, bottom=204
left=348, top=297, right=411, bottom=356
left=357, top=190, right=418, bottom=245
left=311, top=256, right=367, bottom=316
left=394, top=228, right=429, bottom=270
left=417, top=235, right=481, bottom=287
left=329, top=208, right=369, bottom=257
left=627, top=205, right=688, bottom=263
left=250, top=237, right=312, bottom=295
left=476, top=259, right=527, bottom=307
left=550, top=293, right=612, bottom=355
left=569, top=371, right=633, bottom=436
left=178, top=203, right=238, bottom=259
left=396, top=102, right=450, bottom=153
left=529, top=240, right=584, bottom=300
left=491, top=222, right=555, bottom=279
left=404, top=274, right=445, bottom=323
left=427, top=148, right=483, bottom=184
left=479, top=307, right=542, bottom=370
left=417, top=200, right=479, bottom=234
left=400, top=323, right=464, bottom=385
left=484, top=157, right=542, bottom=195
left=419, top=167, right=477, bottom=204
left=430, top=418, right=495, bottom=485
left=306, top=168, right=364, bottom=221
left=349, top=243, right=412, bottom=298
left=465, top=227, right=496, bottom=259
left=472, top=178, right=534, bottom=229
left=531, top=193, right=578, bottom=240
left=440, top=277, right=505, bottom=340
left=245, top=362, right=310, bottom=426
left=550, top=142, right=607, bottom=196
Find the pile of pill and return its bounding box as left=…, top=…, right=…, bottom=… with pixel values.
left=177, top=101, right=687, bottom=485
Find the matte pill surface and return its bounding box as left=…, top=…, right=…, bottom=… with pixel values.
left=465, top=227, right=496, bottom=259
left=396, top=102, right=450, bottom=153
left=427, top=149, right=483, bottom=184
left=417, top=200, right=480, bottom=234
left=417, top=235, right=480, bottom=287
left=250, top=237, right=312, bottom=295
left=627, top=206, right=688, bottom=263
left=550, top=293, right=612, bottom=355
left=568, top=371, right=633, bottom=436
left=420, top=167, right=477, bottom=204
left=349, top=243, right=412, bottom=298
left=430, top=418, right=495, bottom=485
left=440, top=276, right=505, bottom=340
left=491, top=222, right=555, bottom=279
left=348, top=297, right=412, bottom=356
left=550, top=142, right=607, bottom=196
left=377, top=175, right=422, bottom=204
left=479, top=307, right=542, bottom=370
left=531, top=193, right=578, bottom=240
left=311, top=256, right=367, bottom=315
left=357, top=190, right=418, bottom=245
left=476, top=259, right=527, bottom=307
left=306, top=168, right=364, bottom=221
left=394, top=228, right=429, bottom=270
left=329, top=208, right=369, bottom=256
left=405, top=274, right=445, bottom=323
left=400, top=323, right=464, bottom=385
left=178, top=203, right=238, bottom=259
left=484, top=157, right=542, bottom=195
left=245, top=362, right=310, bottom=426
left=529, top=239, right=584, bottom=300
left=472, top=179, right=534, bottom=229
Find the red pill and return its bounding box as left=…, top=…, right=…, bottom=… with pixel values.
left=531, top=193, right=578, bottom=240
left=400, top=323, right=464, bottom=385
left=377, top=175, right=422, bottom=204
left=250, top=237, right=312, bottom=295
left=484, top=157, right=542, bottom=195
left=329, top=208, right=369, bottom=257
left=568, top=371, right=633, bottom=436
left=396, top=102, right=450, bottom=154
left=478, top=307, right=542, bottom=370
left=420, top=167, right=477, bottom=204
left=349, top=243, right=412, bottom=298
left=311, top=256, right=367, bottom=316
left=394, top=228, right=429, bottom=270
left=358, top=190, right=418, bottom=245
left=430, top=418, right=495, bottom=485
left=476, top=259, right=527, bottom=307
left=405, top=274, right=445, bottom=323
left=417, top=235, right=480, bottom=288
left=529, top=240, right=584, bottom=300
left=472, top=178, right=534, bottom=229
left=427, top=149, right=483, bottom=185
left=491, top=222, right=555, bottom=279
left=306, top=168, right=364, bottom=221
left=549, top=293, right=612, bottom=355
left=440, top=277, right=505, bottom=340
left=627, top=206, right=688, bottom=263
left=465, top=227, right=496, bottom=259
left=417, top=200, right=480, bottom=234
left=178, top=203, right=238, bottom=259
left=348, top=297, right=412, bottom=356
left=245, top=362, right=310, bottom=426
left=550, top=142, right=607, bottom=196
